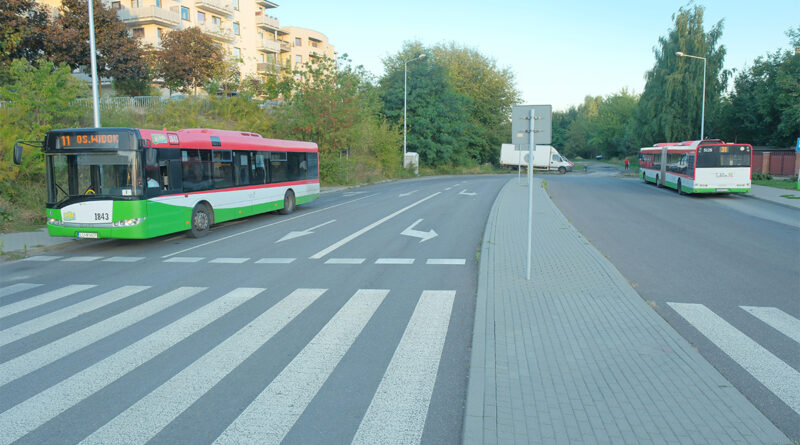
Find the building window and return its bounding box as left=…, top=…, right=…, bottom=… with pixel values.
left=132, top=28, right=144, bottom=39
left=197, top=11, right=205, bottom=23
left=232, top=0, right=238, bottom=10
left=233, top=47, right=240, bottom=59
left=131, top=0, right=141, bottom=8
left=295, top=37, right=301, bottom=46
left=155, top=0, right=160, bottom=7
left=212, top=16, right=221, bottom=26
left=180, top=6, right=189, bottom=21
left=157, top=27, right=162, bottom=41
left=111, top=1, right=121, bottom=9
left=233, top=22, right=239, bottom=36
left=295, top=55, right=302, bottom=64
left=260, top=54, right=265, bottom=62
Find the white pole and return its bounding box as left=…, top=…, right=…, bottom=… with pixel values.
left=88, top=0, right=101, bottom=127
left=526, top=108, right=534, bottom=280
left=403, top=59, right=408, bottom=164
left=700, top=57, right=706, bottom=140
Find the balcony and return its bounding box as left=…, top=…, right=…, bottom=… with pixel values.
left=257, top=39, right=281, bottom=53
left=255, top=0, right=278, bottom=8
left=256, top=14, right=280, bottom=31
left=195, top=0, right=233, bottom=17
left=257, top=62, right=281, bottom=74
left=116, top=6, right=181, bottom=27
left=279, top=40, right=291, bottom=52
left=197, top=23, right=234, bottom=42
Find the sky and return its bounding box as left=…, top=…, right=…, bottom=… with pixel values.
left=275, top=0, right=798, bottom=111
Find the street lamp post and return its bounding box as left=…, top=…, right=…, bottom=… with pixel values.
left=676, top=51, right=706, bottom=140
left=403, top=53, right=426, bottom=166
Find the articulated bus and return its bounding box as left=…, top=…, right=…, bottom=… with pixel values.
left=13, top=128, right=319, bottom=239
left=639, top=139, right=752, bottom=194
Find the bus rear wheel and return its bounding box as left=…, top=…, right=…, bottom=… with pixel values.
left=278, top=190, right=296, bottom=215
left=189, top=204, right=212, bottom=238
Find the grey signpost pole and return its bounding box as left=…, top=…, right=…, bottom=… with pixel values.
left=526, top=108, right=534, bottom=280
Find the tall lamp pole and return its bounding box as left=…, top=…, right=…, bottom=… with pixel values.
left=88, top=0, right=101, bottom=127
left=676, top=51, right=706, bottom=140
left=403, top=53, right=426, bottom=165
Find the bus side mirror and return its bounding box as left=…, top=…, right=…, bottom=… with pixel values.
left=13, top=143, right=23, bottom=165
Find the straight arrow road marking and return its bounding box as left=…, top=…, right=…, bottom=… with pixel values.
left=401, top=219, right=438, bottom=243
left=276, top=220, right=336, bottom=243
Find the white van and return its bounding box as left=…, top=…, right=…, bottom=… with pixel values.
left=499, top=143, right=573, bottom=174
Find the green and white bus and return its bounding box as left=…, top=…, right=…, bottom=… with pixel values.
left=13, top=127, right=319, bottom=239
left=639, top=139, right=752, bottom=194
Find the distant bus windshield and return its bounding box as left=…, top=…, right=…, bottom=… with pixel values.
left=696, top=145, right=751, bottom=168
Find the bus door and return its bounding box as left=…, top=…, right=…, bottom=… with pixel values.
left=659, top=147, right=668, bottom=186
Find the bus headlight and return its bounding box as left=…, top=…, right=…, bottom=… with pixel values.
left=112, top=218, right=144, bottom=227
left=48, top=218, right=64, bottom=226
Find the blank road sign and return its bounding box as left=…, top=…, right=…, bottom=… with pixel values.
left=511, top=105, right=552, bottom=146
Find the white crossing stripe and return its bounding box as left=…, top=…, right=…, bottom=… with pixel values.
left=375, top=258, right=415, bottom=265
left=214, top=289, right=390, bottom=445
left=102, top=256, right=145, bottom=263
left=82, top=289, right=326, bottom=445
left=209, top=258, right=250, bottom=264
left=0, top=286, right=150, bottom=347
left=426, top=258, right=466, bottom=265
left=669, top=302, right=800, bottom=415
left=22, top=256, right=62, bottom=262
left=255, top=258, right=296, bottom=264
left=62, top=256, right=103, bottom=262
left=163, top=257, right=205, bottom=263
left=0, top=287, right=263, bottom=445
left=0, top=285, right=95, bottom=319
left=325, top=258, right=365, bottom=265
left=352, top=290, right=456, bottom=444
left=0, top=283, right=42, bottom=299
left=741, top=306, right=800, bottom=344
left=0, top=287, right=205, bottom=387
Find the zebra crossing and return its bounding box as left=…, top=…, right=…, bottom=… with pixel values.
left=668, top=302, right=800, bottom=415
left=0, top=282, right=457, bottom=444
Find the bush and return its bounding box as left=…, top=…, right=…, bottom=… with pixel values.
left=751, top=172, right=773, bottom=180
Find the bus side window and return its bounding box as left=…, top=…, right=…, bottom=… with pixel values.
left=234, top=152, right=249, bottom=185
left=251, top=153, right=267, bottom=185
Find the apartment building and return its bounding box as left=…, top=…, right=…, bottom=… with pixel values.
left=34, top=0, right=334, bottom=86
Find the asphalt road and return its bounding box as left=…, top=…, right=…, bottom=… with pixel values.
left=546, top=163, right=800, bottom=442
left=0, top=174, right=509, bottom=445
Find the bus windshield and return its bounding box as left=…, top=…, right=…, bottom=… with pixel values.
left=47, top=152, right=142, bottom=205
left=696, top=145, right=751, bottom=168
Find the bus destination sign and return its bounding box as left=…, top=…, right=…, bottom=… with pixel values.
left=57, top=133, right=121, bottom=149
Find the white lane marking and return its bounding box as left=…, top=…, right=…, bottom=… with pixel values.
left=0, top=285, right=95, bottom=319
left=669, top=302, right=800, bottom=414
left=0, top=283, right=43, bottom=299
left=399, top=190, right=419, bottom=197
left=22, top=256, right=62, bottom=262
left=459, top=189, right=476, bottom=196
left=0, top=288, right=262, bottom=445
left=82, top=289, right=325, bottom=445
left=400, top=219, right=438, bottom=243
left=444, top=187, right=452, bottom=191
left=375, top=258, right=415, bottom=265
left=325, top=258, right=366, bottom=265
left=102, top=256, right=145, bottom=263
left=0, top=287, right=205, bottom=387
left=352, top=290, right=456, bottom=445
left=255, top=258, right=296, bottom=264
left=741, top=306, right=800, bottom=344
left=163, top=257, right=205, bottom=263
left=213, top=289, right=390, bottom=445
left=62, top=256, right=103, bottom=262
left=162, top=194, right=377, bottom=259
left=310, top=192, right=441, bottom=259
left=209, top=258, right=250, bottom=264
left=0, top=286, right=150, bottom=347
left=276, top=219, right=336, bottom=243
left=426, top=258, right=466, bottom=265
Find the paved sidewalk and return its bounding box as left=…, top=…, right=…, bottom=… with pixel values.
left=463, top=178, right=790, bottom=444
left=748, top=184, right=800, bottom=210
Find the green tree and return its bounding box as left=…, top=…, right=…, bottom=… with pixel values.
left=46, top=0, right=150, bottom=95
left=381, top=45, right=472, bottom=167
left=156, top=27, right=225, bottom=94
left=0, top=0, right=51, bottom=84
left=636, top=4, right=726, bottom=144
left=716, top=28, right=799, bottom=146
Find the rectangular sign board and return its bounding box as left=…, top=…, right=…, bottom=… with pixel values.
left=511, top=104, right=552, bottom=146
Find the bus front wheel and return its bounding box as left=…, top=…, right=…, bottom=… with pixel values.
left=278, top=190, right=296, bottom=215
left=189, top=204, right=212, bottom=238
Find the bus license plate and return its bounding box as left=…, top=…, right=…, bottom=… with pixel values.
left=716, top=188, right=729, bottom=192
left=77, top=232, right=98, bottom=239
